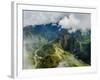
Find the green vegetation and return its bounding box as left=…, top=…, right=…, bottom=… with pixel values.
left=27, top=40, right=89, bottom=68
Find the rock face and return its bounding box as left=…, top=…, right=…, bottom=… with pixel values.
left=29, top=40, right=88, bottom=68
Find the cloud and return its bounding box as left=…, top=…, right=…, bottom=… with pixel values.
left=59, top=14, right=80, bottom=31
left=23, top=11, right=66, bottom=26
left=23, top=11, right=91, bottom=32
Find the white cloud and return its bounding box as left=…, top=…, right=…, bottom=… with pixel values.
left=59, top=14, right=80, bottom=30
left=23, top=11, right=91, bottom=31
left=23, top=11, right=66, bottom=26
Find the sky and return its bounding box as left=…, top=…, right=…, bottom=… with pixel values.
left=23, top=10, right=91, bottom=31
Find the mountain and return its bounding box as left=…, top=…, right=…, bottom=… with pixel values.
left=28, top=40, right=88, bottom=68
left=23, top=22, right=91, bottom=68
